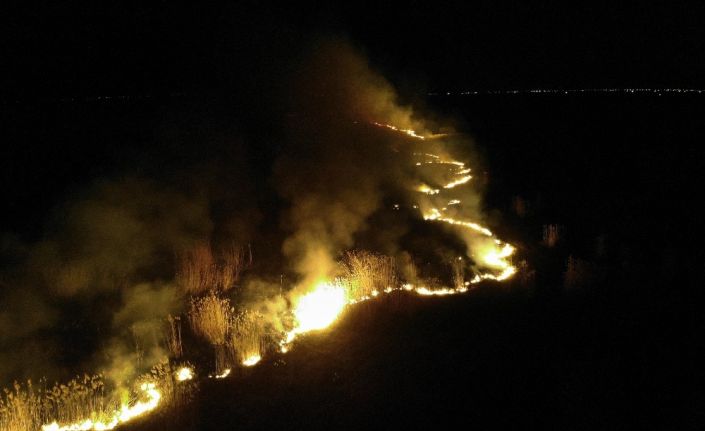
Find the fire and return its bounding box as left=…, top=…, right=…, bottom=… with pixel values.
left=175, top=366, right=194, bottom=382
left=242, top=355, right=261, bottom=367
left=480, top=243, right=515, bottom=269
left=28, top=120, right=519, bottom=431
left=398, top=123, right=517, bottom=281
left=214, top=369, right=231, bottom=379
left=417, top=184, right=440, bottom=195
left=292, top=281, right=347, bottom=333
left=422, top=210, right=495, bottom=237
left=280, top=281, right=348, bottom=351
left=443, top=174, right=472, bottom=188
left=372, top=122, right=426, bottom=139
left=415, top=286, right=467, bottom=296
left=41, top=383, right=161, bottom=431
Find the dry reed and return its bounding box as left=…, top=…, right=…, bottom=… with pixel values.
left=451, top=257, right=465, bottom=290
left=340, top=251, right=398, bottom=300
left=188, top=293, right=233, bottom=346
left=166, top=314, right=183, bottom=359
left=0, top=380, right=43, bottom=431
left=228, top=310, right=266, bottom=365
left=177, top=243, right=252, bottom=294
left=177, top=244, right=216, bottom=294
left=218, top=244, right=252, bottom=292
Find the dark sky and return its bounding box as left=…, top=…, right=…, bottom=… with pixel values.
left=2, top=1, right=705, bottom=97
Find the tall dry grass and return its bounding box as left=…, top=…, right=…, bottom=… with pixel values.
left=177, top=243, right=252, bottom=294
left=451, top=257, right=465, bottom=290
left=166, top=314, right=183, bottom=359
left=0, top=380, right=43, bottom=431
left=228, top=310, right=266, bottom=365
left=218, top=244, right=252, bottom=292
left=0, top=361, right=196, bottom=431
left=400, top=255, right=419, bottom=286
left=542, top=224, right=564, bottom=248
left=42, top=374, right=118, bottom=426
left=1, top=375, right=120, bottom=431
left=188, top=293, right=233, bottom=346
left=177, top=244, right=216, bottom=295
left=340, top=251, right=398, bottom=300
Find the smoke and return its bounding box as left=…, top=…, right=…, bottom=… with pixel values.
left=26, top=177, right=212, bottom=297
left=275, top=38, right=424, bottom=294
left=0, top=172, right=240, bottom=386
left=0, top=35, right=503, bottom=393
left=274, top=38, right=494, bottom=295
left=103, top=282, right=182, bottom=389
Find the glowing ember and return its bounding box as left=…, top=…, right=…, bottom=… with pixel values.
left=42, top=383, right=161, bottom=431
left=443, top=174, right=472, bottom=188
left=175, top=366, right=194, bottom=382
left=417, top=184, right=440, bottom=195
left=423, top=210, right=495, bottom=237
left=214, top=369, right=231, bottom=379
left=415, top=286, right=467, bottom=296
left=242, top=355, right=262, bottom=367
left=470, top=266, right=517, bottom=283
left=372, top=121, right=426, bottom=139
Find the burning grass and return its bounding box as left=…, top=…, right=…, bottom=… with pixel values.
left=340, top=251, right=398, bottom=301
left=229, top=310, right=267, bottom=367
left=0, top=362, right=195, bottom=431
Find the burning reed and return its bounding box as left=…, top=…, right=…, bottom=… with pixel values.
left=340, top=251, right=398, bottom=301
left=0, top=363, right=191, bottom=431
left=229, top=310, right=266, bottom=367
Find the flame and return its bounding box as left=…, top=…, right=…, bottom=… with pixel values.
left=415, top=286, right=468, bottom=296
left=417, top=184, right=440, bottom=195
left=214, top=369, right=231, bottom=379
left=443, top=174, right=472, bottom=188
left=175, top=367, right=194, bottom=382
left=480, top=243, right=515, bottom=269
left=397, top=124, right=517, bottom=281
left=242, top=355, right=261, bottom=367
left=292, top=281, right=347, bottom=333
left=372, top=122, right=426, bottom=139
left=41, top=383, right=161, bottom=431
left=422, top=209, right=494, bottom=237
left=36, top=120, right=517, bottom=430
left=281, top=281, right=348, bottom=351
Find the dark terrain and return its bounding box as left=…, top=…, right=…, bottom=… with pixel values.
left=2, top=94, right=703, bottom=429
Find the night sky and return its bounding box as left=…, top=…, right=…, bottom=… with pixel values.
left=3, top=1, right=705, bottom=98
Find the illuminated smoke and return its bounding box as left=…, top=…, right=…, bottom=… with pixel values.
left=0, top=37, right=520, bottom=430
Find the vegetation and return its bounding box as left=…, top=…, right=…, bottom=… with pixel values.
left=176, top=243, right=252, bottom=295
left=188, top=294, right=233, bottom=346
left=229, top=310, right=267, bottom=365
left=340, top=251, right=398, bottom=300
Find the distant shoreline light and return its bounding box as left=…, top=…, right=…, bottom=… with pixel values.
left=428, top=88, right=705, bottom=96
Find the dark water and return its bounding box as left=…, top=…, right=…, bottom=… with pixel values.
left=427, top=95, right=700, bottom=290
left=433, top=94, right=700, bottom=243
